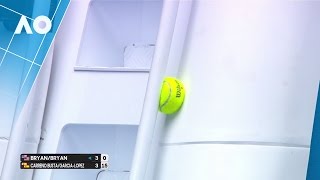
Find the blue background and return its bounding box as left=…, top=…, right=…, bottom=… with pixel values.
left=0, top=0, right=70, bottom=137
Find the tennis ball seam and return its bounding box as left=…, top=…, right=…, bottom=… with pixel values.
left=159, top=81, right=172, bottom=111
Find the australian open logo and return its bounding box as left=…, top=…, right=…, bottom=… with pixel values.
left=14, top=15, right=52, bottom=34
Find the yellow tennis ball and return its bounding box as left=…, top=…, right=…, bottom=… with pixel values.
left=159, top=77, right=185, bottom=114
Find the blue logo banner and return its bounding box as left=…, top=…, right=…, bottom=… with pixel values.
left=307, top=84, right=320, bottom=179
left=0, top=0, right=70, bottom=137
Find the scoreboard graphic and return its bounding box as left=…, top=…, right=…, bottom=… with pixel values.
left=0, top=0, right=70, bottom=137
left=21, top=154, right=109, bottom=169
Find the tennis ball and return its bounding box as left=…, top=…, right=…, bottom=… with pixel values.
left=159, top=77, right=185, bottom=114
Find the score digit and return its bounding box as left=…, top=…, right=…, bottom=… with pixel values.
left=101, top=154, right=109, bottom=162
left=101, top=162, right=108, bottom=169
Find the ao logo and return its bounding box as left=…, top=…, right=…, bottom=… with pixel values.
left=14, top=15, right=52, bottom=35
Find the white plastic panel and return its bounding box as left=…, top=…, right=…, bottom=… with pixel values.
left=0, top=139, right=8, bottom=175
left=162, top=0, right=320, bottom=145
left=0, top=94, right=18, bottom=137
left=124, top=44, right=155, bottom=69
left=51, top=124, right=138, bottom=180
left=33, top=2, right=151, bottom=179
left=155, top=144, right=309, bottom=180
left=30, top=1, right=157, bottom=179
left=76, top=0, right=162, bottom=69
left=41, top=71, right=149, bottom=125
